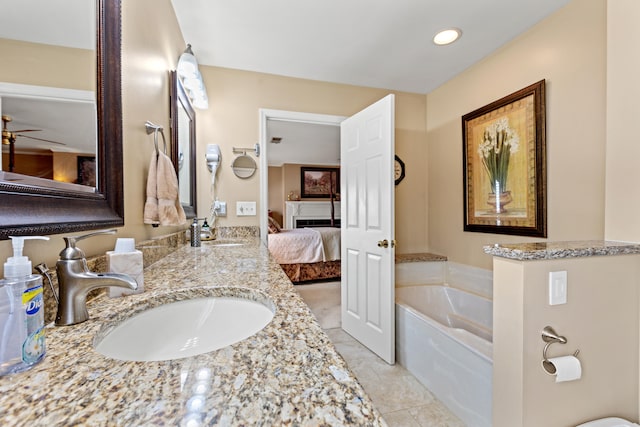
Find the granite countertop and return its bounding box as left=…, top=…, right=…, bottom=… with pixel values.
left=483, top=240, right=640, bottom=260
left=395, top=253, right=447, bottom=263
left=0, top=238, right=385, bottom=426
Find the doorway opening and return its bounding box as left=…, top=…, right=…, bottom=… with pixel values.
left=258, top=109, right=346, bottom=243
left=260, top=95, right=396, bottom=365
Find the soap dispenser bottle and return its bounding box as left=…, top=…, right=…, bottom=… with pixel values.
left=190, top=218, right=201, bottom=247
left=0, top=236, right=49, bottom=376
left=201, top=219, right=214, bottom=241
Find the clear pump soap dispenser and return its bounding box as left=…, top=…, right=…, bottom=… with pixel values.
left=0, top=236, right=49, bottom=376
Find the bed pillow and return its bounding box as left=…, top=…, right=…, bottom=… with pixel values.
left=267, top=216, right=282, bottom=234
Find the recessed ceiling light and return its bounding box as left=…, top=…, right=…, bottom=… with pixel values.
left=433, top=28, right=462, bottom=46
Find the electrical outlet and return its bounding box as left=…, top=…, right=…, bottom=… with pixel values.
left=236, top=201, right=256, bottom=216
left=213, top=200, right=227, bottom=217
left=548, top=271, right=568, bottom=305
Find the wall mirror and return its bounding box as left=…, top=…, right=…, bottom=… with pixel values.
left=170, top=71, right=196, bottom=218
left=232, top=155, right=257, bottom=179
left=0, top=0, right=123, bottom=239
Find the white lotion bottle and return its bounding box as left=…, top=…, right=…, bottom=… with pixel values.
left=0, top=236, right=49, bottom=376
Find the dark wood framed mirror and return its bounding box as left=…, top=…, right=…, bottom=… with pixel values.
left=170, top=70, right=196, bottom=219
left=0, top=0, right=123, bottom=239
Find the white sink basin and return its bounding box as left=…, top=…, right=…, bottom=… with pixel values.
left=95, top=296, right=274, bottom=361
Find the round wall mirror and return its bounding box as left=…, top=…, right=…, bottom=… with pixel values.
left=231, top=154, right=257, bottom=179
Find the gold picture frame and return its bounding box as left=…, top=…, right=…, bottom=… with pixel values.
left=462, top=80, right=547, bottom=237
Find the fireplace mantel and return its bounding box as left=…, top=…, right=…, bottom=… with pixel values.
left=285, top=201, right=341, bottom=229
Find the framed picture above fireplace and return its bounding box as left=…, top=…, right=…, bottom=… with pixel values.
left=300, top=167, right=339, bottom=198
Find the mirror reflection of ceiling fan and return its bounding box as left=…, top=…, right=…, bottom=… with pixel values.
left=2, top=115, right=67, bottom=146
left=2, top=114, right=66, bottom=172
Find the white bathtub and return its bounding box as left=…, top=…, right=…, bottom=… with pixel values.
left=396, top=284, right=493, bottom=427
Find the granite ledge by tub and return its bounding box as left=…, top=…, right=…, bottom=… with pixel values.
left=484, top=240, right=640, bottom=260
left=0, top=237, right=385, bottom=426
left=395, top=252, right=447, bottom=263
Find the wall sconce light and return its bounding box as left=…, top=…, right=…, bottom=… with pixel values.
left=177, top=44, right=209, bottom=109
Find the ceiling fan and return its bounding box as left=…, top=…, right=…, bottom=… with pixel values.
left=2, top=115, right=66, bottom=146
left=2, top=114, right=66, bottom=172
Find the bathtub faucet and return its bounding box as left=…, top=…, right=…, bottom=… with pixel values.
left=55, top=229, right=138, bottom=326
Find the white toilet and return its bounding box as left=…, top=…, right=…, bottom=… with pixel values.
left=577, top=417, right=640, bottom=427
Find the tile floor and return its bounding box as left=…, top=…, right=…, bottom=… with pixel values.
left=296, top=281, right=465, bottom=427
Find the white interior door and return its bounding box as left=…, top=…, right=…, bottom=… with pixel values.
left=340, top=94, right=395, bottom=364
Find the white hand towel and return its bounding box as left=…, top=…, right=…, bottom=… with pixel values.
left=156, top=151, right=186, bottom=226
left=143, top=152, right=159, bottom=225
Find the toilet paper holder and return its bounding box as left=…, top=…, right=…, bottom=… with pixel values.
left=541, top=326, right=580, bottom=375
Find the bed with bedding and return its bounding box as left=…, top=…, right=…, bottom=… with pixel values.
left=267, top=224, right=341, bottom=283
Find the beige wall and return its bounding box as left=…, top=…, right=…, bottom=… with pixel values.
left=52, top=152, right=92, bottom=184
left=195, top=66, right=428, bottom=253
left=0, top=0, right=186, bottom=267
left=487, top=9, right=640, bottom=424
left=5, top=0, right=629, bottom=269
left=118, top=0, right=186, bottom=244
left=427, top=0, right=607, bottom=269
left=0, top=38, right=94, bottom=91
left=267, top=166, right=284, bottom=226
left=1, top=3, right=639, bottom=426
left=0, top=0, right=429, bottom=262
left=493, top=255, right=640, bottom=426
left=3, top=0, right=634, bottom=282
left=605, top=0, right=640, bottom=241
left=454, top=2, right=640, bottom=425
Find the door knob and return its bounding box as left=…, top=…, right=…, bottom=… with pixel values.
left=377, top=239, right=389, bottom=248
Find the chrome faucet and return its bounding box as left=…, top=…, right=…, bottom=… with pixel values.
left=55, top=229, right=138, bottom=326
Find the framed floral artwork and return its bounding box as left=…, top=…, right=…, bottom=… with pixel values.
left=301, top=167, right=339, bottom=198
left=462, top=80, right=547, bottom=237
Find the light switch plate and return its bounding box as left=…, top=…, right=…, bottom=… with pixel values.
left=236, top=201, right=256, bottom=216
left=548, top=271, right=568, bottom=305
left=213, top=200, right=227, bottom=217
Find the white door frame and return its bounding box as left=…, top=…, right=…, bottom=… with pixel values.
left=258, top=109, right=346, bottom=244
